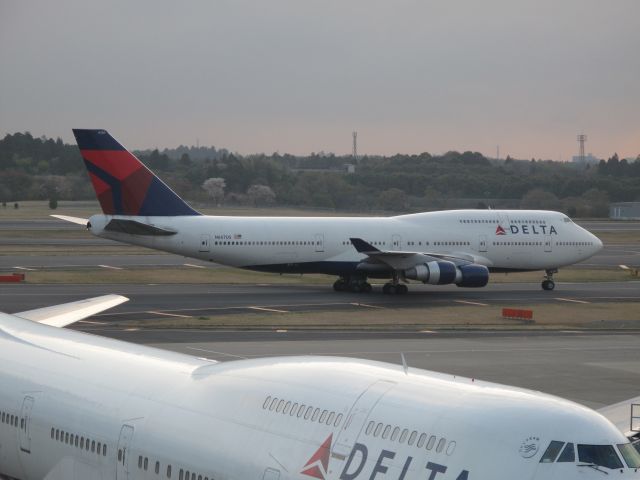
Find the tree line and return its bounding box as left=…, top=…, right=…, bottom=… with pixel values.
left=1, top=131, right=639, bottom=216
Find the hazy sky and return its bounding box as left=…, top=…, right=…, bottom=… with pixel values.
left=1, top=1, right=639, bottom=159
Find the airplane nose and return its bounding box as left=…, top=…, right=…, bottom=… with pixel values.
left=593, top=234, right=603, bottom=253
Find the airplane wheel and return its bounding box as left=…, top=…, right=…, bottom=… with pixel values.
left=541, top=280, right=555, bottom=291
left=349, top=283, right=362, bottom=293
left=396, top=284, right=408, bottom=295
left=383, top=283, right=395, bottom=295
left=333, top=279, right=346, bottom=292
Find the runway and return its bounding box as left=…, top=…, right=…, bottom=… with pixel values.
left=73, top=327, right=640, bottom=410
left=2, top=281, right=639, bottom=322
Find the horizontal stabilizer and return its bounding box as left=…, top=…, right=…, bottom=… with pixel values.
left=15, top=294, right=128, bottom=328
left=50, top=214, right=88, bottom=226
left=598, top=395, right=640, bottom=436
left=350, top=238, right=381, bottom=253
left=105, top=219, right=177, bottom=236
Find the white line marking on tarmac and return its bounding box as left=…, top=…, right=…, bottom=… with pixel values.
left=98, top=264, right=123, bottom=270
left=147, top=311, right=192, bottom=318
left=455, top=300, right=489, bottom=306
left=14, top=266, right=36, bottom=271
left=350, top=302, right=385, bottom=309
left=249, top=306, right=289, bottom=313
left=124, top=328, right=140, bottom=331
left=555, top=297, right=590, bottom=304
left=77, top=320, right=107, bottom=325
left=276, top=329, right=288, bottom=333
left=187, top=347, right=247, bottom=359
left=184, top=263, right=205, bottom=269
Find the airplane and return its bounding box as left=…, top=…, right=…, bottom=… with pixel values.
left=1, top=295, right=639, bottom=479
left=53, top=129, right=603, bottom=294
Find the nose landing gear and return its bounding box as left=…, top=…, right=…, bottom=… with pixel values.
left=541, top=269, right=557, bottom=291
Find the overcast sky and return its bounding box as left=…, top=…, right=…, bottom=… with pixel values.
left=1, top=0, right=638, bottom=159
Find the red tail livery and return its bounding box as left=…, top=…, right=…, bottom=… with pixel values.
left=73, top=129, right=199, bottom=216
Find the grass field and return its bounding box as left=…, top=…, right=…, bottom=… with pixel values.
left=117, top=302, right=640, bottom=330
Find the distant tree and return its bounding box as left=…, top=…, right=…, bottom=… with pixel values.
left=378, top=188, right=408, bottom=211
left=476, top=201, right=488, bottom=209
left=247, top=184, right=276, bottom=206
left=49, top=198, right=58, bottom=209
left=179, top=153, right=192, bottom=167
left=202, top=177, right=226, bottom=206
left=520, top=188, right=561, bottom=211
left=582, top=188, right=610, bottom=217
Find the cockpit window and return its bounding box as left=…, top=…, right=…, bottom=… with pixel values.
left=578, top=444, right=623, bottom=469
left=540, top=441, right=564, bottom=463
left=557, top=442, right=575, bottom=462
left=617, top=443, right=640, bottom=468
left=563, top=216, right=572, bottom=223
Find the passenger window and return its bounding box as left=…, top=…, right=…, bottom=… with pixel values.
left=327, top=412, right=335, bottom=425
left=304, top=407, right=312, bottom=420
left=319, top=410, right=328, bottom=423
left=374, top=423, right=383, bottom=437
left=156, top=461, right=160, bottom=474
left=139, top=456, right=143, bottom=468
left=263, top=396, right=271, bottom=409
left=291, top=403, right=299, bottom=416
left=436, top=438, right=446, bottom=453
left=167, top=465, right=172, bottom=478
left=556, top=442, right=575, bottom=462
left=51, top=428, right=54, bottom=439
left=382, top=425, right=391, bottom=439
left=144, top=457, right=148, bottom=470
left=103, top=444, right=107, bottom=456
left=399, top=429, right=408, bottom=443
left=408, top=431, right=417, bottom=445
left=298, top=404, right=306, bottom=418
left=417, top=433, right=426, bottom=447
left=283, top=401, right=291, bottom=414
left=540, top=441, right=564, bottom=463
left=91, top=440, right=95, bottom=452
left=97, top=442, right=101, bottom=455
left=334, top=413, right=343, bottom=427
left=391, top=427, right=400, bottom=441
left=366, top=421, right=374, bottom=435
left=426, top=435, right=436, bottom=450
left=312, top=408, right=320, bottom=421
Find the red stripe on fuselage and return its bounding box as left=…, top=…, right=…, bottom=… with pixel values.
left=81, top=149, right=144, bottom=181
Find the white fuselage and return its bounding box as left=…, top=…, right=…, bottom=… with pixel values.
left=0, top=312, right=636, bottom=480
left=87, top=209, right=602, bottom=278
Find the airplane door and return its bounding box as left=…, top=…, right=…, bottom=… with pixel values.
left=391, top=235, right=402, bottom=251
left=478, top=234, right=488, bottom=253
left=199, top=234, right=210, bottom=253
left=116, top=425, right=135, bottom=480
left=314, top=233, right=324, bottom=253
left=18, top=396, right=34, bottom=453
left=544, top=234, right=552, bottom=253
left=262, top=468, right=280, bottom=480
left=332, top=380, right=396, bottom=458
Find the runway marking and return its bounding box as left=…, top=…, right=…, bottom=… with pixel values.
left=555, top=297, right=591, bottom=304
left=276, top=329, right=288, bottom=333
left=124, top=328, right=140, bottom=331
left=351, top=302, right=385, bottom=309
left=420, top=330, right=437, bottom=333
left=455, top=300, right=489, bottom=306
left=184, top=263, right=205, bottom=269
left=187, top=347, right=247, bottom=359
left=98, top=264, right=123, bottom=270
left=14, top=266, right=36, bottom=271
left=147, top=310, right=192, bottom=318
left=249, top=306, right=289, bottom=313
left=77, top=320, right=107, bottom=325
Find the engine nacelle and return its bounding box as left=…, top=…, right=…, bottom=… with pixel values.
left=404, top=262, right=489, bottom=287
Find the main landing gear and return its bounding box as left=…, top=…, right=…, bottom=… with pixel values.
left=333, top=276, right=372, bottom=293
left=541, top=269, right=557, bottom=291
left=382, top=272, right=408, bottom=295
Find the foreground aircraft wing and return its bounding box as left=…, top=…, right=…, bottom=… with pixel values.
left=14, top=294, right=128, bottom=328
left=598, top=395, right=640, bottom=437
left=50, top=214, right=89, bottom=225
left=350, top=237, right=477, bottom=270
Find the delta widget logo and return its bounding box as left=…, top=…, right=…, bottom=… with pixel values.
left=301, top=434, right=332, bottom=479
left=495, top=225, right=506, bottom=235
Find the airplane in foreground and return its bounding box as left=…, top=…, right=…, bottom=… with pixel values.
left=54, top=129, right=603, bottom=293
left=1, top=295, right=640, bottom=479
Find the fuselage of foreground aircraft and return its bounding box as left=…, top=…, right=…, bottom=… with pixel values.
left=1, top=296, right=639, bottom=480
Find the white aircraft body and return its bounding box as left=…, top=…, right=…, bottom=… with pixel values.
left=1, top=296, right=639, bottom=480
left=55, top=130, right=603, bottom=293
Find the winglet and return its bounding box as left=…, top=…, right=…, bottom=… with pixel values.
left=350, top=238, right=380, bottom=253
left=15, top=294, right=128, bottom=328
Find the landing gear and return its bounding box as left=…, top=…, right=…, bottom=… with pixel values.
left=333, top=276, right=372, bottom=293
left=382, top=273, right=408, bottom=295
left=541, top=269, right=557, bottom=291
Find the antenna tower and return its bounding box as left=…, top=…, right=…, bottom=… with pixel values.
left=352, top=131, right=358, bottom=161
left=577, top=134, right=587, bottom=163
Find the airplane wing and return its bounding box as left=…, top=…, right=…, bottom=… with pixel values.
left=50, top=214, right=89, bottom=225
left=14, top=294, right=128, bottom=328
left=598, top=395, right=640, bottom=437
left=350, top=237, right=478, bottom=270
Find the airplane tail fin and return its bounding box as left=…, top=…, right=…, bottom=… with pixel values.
left=72, top=129, right=200, bottom=216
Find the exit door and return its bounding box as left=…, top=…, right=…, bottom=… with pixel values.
left=544, top=234, right=552, bottom=253
left=332, top=380, right=396, bottom=458
left=391, top=235, right=402, bottom=251
left=263, top=468, right=280, bottom=480
left=478, top=234, right=488, bottom=253
left=314, top=233, right=324, bottom=253
left=117, top=425, right=135, bottom=480
left=199, top=234, right=210, bottom=252
left=19, top=396, right=34, bottom=453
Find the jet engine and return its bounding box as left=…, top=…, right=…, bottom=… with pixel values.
left=404, top=261, right=489, bottom=288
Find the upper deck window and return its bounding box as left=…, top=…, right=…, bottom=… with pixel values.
left=578, top=444, right=623, bottom=469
